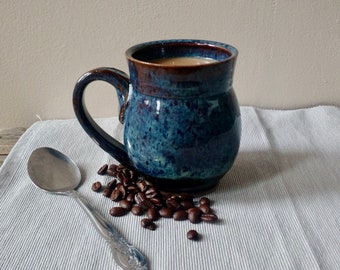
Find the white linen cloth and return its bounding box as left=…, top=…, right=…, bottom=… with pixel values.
left=0, top=106, right=339, bottom=270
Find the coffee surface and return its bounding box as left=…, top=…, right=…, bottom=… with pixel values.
left=149, top=57, right=217, bottom=66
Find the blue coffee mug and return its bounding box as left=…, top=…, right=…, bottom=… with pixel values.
left=73, top=39, right=241, bottom=193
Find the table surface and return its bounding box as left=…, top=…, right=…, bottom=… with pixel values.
left=0, top=127, right=26, bottom=167
left=0, top=106, right=339, bottom=270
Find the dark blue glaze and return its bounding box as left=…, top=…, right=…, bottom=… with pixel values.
left=73, top=40, right=241, bottom=193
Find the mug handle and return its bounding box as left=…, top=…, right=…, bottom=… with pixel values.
left=73, top=67, right=133, bottom=169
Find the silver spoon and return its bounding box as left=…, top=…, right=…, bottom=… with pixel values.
left=27, top=147, right=148, bottom=270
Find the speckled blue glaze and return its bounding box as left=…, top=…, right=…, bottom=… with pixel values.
left=73, top=40, right=241, bottom=193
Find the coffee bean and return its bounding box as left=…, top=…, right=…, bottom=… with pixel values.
left=122, top=168, right=131, bottom=179
left=139, top=199, right=155, bottom=210
left=126, top=193, right=135, bottom=202
left=110, top=189, right=123, bottom=202
left=134, top=192, right=146, bottom=204
left=97, top=164, right=108, bottom=175
left=160, top=191, right=172, bottom=200
left=115, top=183, right=126, bottom=199
left=187, top=230, right=199, bottom=241
left=145, top=187, right=159, bottom=199
left=135, top=192, right=155, bottom=209
left=147, top=208, right=159, bottom=221
left=118, top=172, right=132, bottom=186
left=150, top=197, right=163, bottom=208
left=129, top=170, right=137, bottom=181
left=199, top=197, right=210, bottom=207
left=166, top=198, right=180, bottom=210
left=127, top=184, right=139, bottom=193
left=109, top=164, right=118, bottom=171
left=170, top=194, right=181, bottom=201
left=109, top=207, right=127, bottom=217
left=136, top=180, right=148, bottom=192
left=178, top=193, right=194, bottom=202
left=159, top=207, right=173, bottom=218
left=199, top=204, right=211, bottom=214
left=123, top=178, right=133, bottom=187
left=180, top=200, right=194, bottom=210
left=173, top=210, right=188, bottom=221
left=102, top=188, right=112, bottom=198
left=119, top=199, right=133, bottom=211
left=116, top=164, right=125, bottom=172
left=107, top=169, right=118, bottom=177
left=141, top=218, right=156, bottom=230
left=187, top=207, right=202, bottom=224
left=131, top=205, right=144, bottom=216
left=91, top=181, right=102, bottom=192
left=201, top=213, right=218, bottom=223
left=187, top=207, right=201, bottom=214
left=106, top=179, right=117, bottom=190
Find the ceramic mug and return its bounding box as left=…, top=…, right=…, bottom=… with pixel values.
left=73, top=39, right=241, bottom=193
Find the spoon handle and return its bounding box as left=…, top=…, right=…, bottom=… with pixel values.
left=68, top=190, right=148, bottom=270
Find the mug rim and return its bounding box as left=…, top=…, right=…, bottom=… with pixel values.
left=125, top=39, right=238, bottom=68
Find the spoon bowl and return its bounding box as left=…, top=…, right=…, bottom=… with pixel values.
left=27, top=147, right=148, bottom=270
left=28, top=147, right=81, bottom=192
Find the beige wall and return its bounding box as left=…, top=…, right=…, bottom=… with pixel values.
left=1, top=0, right=339, bottom=128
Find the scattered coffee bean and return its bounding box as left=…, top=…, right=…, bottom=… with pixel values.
left=147, top=208, right=159, bottom=221
left=110, top=189, right=123, bottom=202
left=131, top=205, right=144, bottom=216
left=117, top=172, right=129, bottom=186
left=136, top=180, right=148, bottom=192
left=199, top=197, right=210, bottom=207
left=119, top=199, right=133, bottom=211
left=126, top=193, right=135, bottom=202
left=122, top=176, right=133, bottom=187
left=106, top=179, right=117, bottom=190
left=129, top=170, right=137, bottom=181
left=179, top=193, right=194, bottom=202
left=134, top=192, right=147, bottom=205
left=117, top=183, right=127, bottom=198
left=160, top=191, right=172, bottom=200
left=187, top=207, right=201, bottom=214
left=122, top=168, right=131, bottom=179
left=127, top=184, right=139, bottom=194
left=135, top=192, right=155, bottom=209
left=102, top=188, right=112, bottom=198
left=166, top=197, right=181, bottom=210
left=145, top=187, right=159, bottom=199
left=159, top=207, right=173, bottom=218
left=107, top=169, right=117, bottom=177
left=199, top=204, right=211, bottom=214
left=173, top=210, right=188, bottom=221
left=109, top=207, right=127, bottom=217
left=116, top=164, right=125, bottom=172
left=149, top=197, right=162, bottom=209
left=201, top=213, right=218, bottom=223
left=180, top=200, right=194, bottom=210
left=109, top=164, right=118, bottom=171
left=188, top=208, right=202, bottom=224
left=187, top=230, right=199, bottom=241
left=91, top=181, right=102, bottom=192
left=97, top=164, right=108, bottom=175
left=141, top=218, right=156, bottom=230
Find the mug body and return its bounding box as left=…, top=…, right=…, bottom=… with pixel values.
left=123, top=40, right=241, bottom=193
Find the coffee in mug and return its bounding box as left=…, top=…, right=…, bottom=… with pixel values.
left=149, top=57, right=217, bottom=66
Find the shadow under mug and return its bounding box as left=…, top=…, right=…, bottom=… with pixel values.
left=73, top=39, right=241, bottom=194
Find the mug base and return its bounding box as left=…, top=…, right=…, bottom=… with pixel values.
left=147, top=175, right=222, bottom=195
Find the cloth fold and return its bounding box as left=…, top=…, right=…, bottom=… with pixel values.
left=0, top=106, right=339, bottom=270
